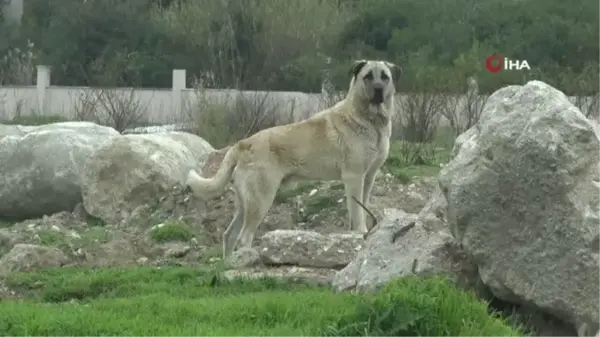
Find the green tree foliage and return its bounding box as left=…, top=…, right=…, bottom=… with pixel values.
left=3, top=0, right=597, bottom=95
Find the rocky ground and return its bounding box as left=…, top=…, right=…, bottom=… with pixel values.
left=0, top=171, right=439, bottom=298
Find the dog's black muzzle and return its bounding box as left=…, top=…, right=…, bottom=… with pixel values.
left=371, top=88, right=384, bottom=104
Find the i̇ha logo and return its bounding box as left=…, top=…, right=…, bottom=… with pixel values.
left=485, top=55, right=531, bottom=73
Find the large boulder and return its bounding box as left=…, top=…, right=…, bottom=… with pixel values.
left=81, top=132, right=214, bottom=225
left=438, top=81, right=600, bottom=333
left=332, top=208, right=477, bottom=292
left=0, top=122, right=119, bottom=219
left=0, top=124, right=28, bottom=140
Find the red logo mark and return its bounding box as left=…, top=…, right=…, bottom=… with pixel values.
left=485, top=55, right=503, bottom=73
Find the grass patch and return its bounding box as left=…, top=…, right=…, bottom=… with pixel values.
left=35, top=227, right=112, bottom=252
left=0, top=219, right=16, bottom=228
left=0, top=268, right=524, bottom=336
left=1, top=115, right=69, bottom=125
left=149, top=221, right=193, bottom=243
left=78, top=227, right=112, bottom=245
left=4, top=267, right=319, bottom=302
left=384, top=140, right=452, bottom=183
left=36, top=230, right=66, bottom=247
left=323, top=277, right=525, bottom=336
left=303, top=195, right=339, bottom=218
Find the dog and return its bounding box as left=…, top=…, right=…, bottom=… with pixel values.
left=186, top=60, right=401, bottom=259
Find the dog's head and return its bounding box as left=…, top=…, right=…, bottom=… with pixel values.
left=349, top=60, right=401, bottom=105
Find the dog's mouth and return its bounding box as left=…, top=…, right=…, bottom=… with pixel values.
left=370, top=96, right=384, bottom=105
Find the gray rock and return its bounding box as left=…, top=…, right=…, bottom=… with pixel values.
left=82, top=237, right=138, bottom=268
left=222, top=266, right=336, bottom=286
left=155, top=131, right=214, bottom=166
left=81, top=132, right=213, bottom=224
left=259, top=230, right=364, bottom=269
left=227, top=247, right=261, bottom=268
left=439, top=80, right=600, bottom=332
left=162, top=242, right=192, bottom=258
left=0, top=243, right=68, bottom=274
left=0, top=122, right=119, bottom=219
left=0, top=124, right=26, bottom=140
left=122, top=123, right=194, bottom=135
left=332, top=208, right=477, bottom=292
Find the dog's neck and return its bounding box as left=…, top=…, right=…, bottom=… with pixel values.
left=349, top=94, right=393, bottom=129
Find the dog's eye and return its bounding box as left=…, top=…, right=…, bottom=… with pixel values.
left=381, top=72, right=389, bottom=80
left=363, top=72, right=373, bottom=80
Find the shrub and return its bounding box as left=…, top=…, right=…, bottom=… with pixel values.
left=186, top=84, right=297, bottom=148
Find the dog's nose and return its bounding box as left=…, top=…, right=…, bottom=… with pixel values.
left=372, top=88, right=384, bottom=104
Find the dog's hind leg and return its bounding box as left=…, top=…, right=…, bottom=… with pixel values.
left=342, top=171, right=367, bottom=233
left=234, top=171, right=280, bottom=251
left=222, top=190, right=244, bottom=259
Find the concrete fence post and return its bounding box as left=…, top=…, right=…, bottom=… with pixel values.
left=36, top=65, right=50, bottom=115
left=171, top=69, right=186, bottom=121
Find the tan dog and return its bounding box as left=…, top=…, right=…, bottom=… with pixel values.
left=186, top=60, right=401, bottom=259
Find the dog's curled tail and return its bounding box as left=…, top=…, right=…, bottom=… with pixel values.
left=186, top=144, right=239, bottom=199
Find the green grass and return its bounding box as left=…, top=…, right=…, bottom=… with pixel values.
left=1, top=115, right=69, bottom=125
left=37, top=230, right=65, bottom=246
left=303, top=195, right=339, bottom=218
left=0, top=219, right=16, bottom=228
left=384, top=135, right=453, bottom=183
left=0, top=267, right=525, bottom=336
left=274, top=181, right=319, bottom=204
left=149, top=221, right=193, bottom=243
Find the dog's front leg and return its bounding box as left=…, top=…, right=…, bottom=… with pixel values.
left=342, top=171, right=367, bottom=233
left=363, top=157, right=385, bottom=206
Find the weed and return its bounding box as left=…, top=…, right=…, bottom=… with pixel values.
left=149, top=221, right=193, bottom=243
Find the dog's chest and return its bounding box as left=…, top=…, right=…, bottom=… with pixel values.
left=361, top=123, right=391, bottom=160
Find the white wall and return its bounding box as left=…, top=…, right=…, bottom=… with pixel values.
left=0, top=66, right=596, bottom=125
left=0, top=67, right=329, bottom=125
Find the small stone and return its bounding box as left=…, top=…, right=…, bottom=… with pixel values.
left=227, top=247, right=260, bottom=268
left=164, top=244, right=191, bottom=258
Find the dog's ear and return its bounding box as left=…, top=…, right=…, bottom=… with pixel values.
left=350, top=60, right=368, bottom=78
left=384, top=61, right=402, bottom=80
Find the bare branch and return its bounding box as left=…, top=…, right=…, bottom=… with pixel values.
left=351, top=196, right=378, bottom=240
left=391, top=221, right=416, bottom=243
left=72, top=87, right=149, bottom=132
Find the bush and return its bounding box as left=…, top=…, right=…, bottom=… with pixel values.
left=186, top=85, right=297, bottom=148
